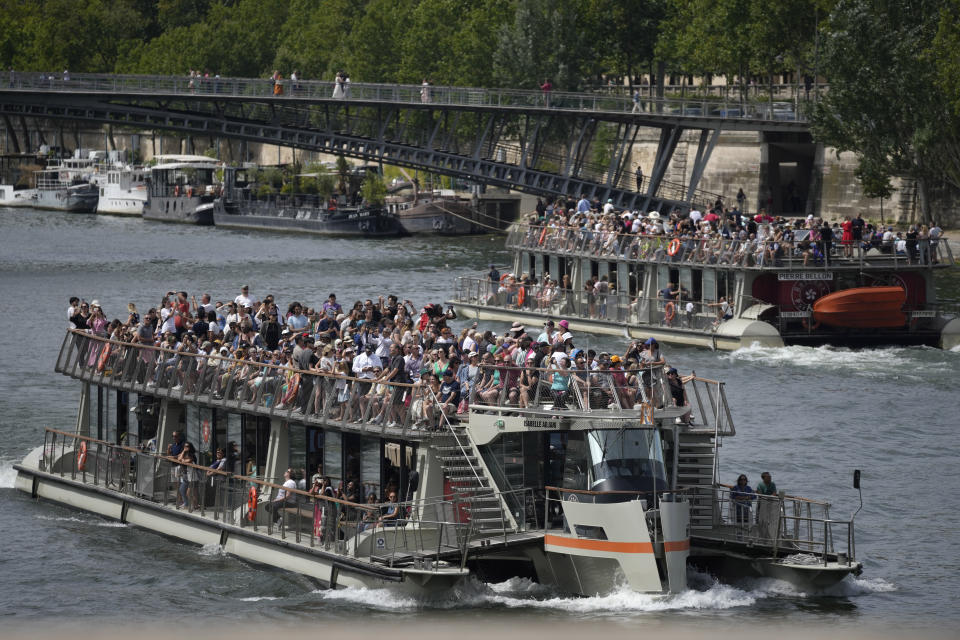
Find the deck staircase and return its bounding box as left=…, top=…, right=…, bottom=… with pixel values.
left=430, top=421, right=515, bottom=540
left=675, top=430, right=718, bottom=531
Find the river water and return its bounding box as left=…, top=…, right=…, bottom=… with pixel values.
left=0, top=208, right=957, bottom=632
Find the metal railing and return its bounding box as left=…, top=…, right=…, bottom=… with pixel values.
left=454, top=275, right=732, bottom=334
left=466, top=362, right=670, bottom=416
left=3, top=72, right=811, bottom=124
left=39, top=426, right=481, bottom=568
left=57, top=330, right=442, bottom=438
left=506, top=223, right=955, bottom=271
left=710, top=485, right=856, bottom=566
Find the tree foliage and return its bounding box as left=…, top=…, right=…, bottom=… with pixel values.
left=812, top=0, right=960, bottom=209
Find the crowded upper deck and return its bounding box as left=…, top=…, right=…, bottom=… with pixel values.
left=512, top=195, right=953, bottom=269
left=63, top=286, right=690, bottom=440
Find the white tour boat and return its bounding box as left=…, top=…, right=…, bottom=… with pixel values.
left=15, top=329, right=863, bottom=595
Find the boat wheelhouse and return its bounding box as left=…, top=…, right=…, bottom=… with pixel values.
left=451, top=223, right=959, bottom=350
left=15, top=329, right=862, bottom=595
left=142, top=155, right=221, bottom=225
left=95, top=166, right=148, bottom=216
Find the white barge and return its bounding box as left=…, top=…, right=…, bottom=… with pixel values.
left=451, top=223, right=959, bottom=350
left=16, top=330, right=863, bottom=595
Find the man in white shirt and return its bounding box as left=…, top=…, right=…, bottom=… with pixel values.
left=461, top=328, right=478, bottom=354
left=268, top=468, right=298, bottom=524
left=603, top=198, right=615, bottom=215
left=234, top=285, right=252, bottom=309
left=688, top=209, right=702, bottom=225
left=352, top=343, right=381, bottom=381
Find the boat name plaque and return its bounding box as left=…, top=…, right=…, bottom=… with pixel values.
left=777, top=272, right=833, bottom=281
left=523, top=418, right=563, bottom=429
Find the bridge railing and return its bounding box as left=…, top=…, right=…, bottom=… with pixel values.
left=4, top=72, right=808, bottom=124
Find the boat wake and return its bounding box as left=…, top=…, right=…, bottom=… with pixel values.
left=33, top=514, right=128, bottom=528
left=300, top=571, right=896, bottom=613
left=725, top=343, right=957, bottom=383
left=0, top=459, right=16, bottom=489
left=198, top=543, right=227, bottom=558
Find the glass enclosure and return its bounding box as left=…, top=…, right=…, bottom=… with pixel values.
left=586, top=428, right=666, bottom=492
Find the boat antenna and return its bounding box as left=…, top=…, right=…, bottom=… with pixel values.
left=851, top=469, right=863, bottom=520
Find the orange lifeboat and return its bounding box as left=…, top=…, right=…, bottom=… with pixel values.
left=812, top=286, right=907, bottom=329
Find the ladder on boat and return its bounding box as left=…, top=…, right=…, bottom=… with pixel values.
left=430, top=418, right=516, bottom=541
left=675, top=430, right=718, bottom=531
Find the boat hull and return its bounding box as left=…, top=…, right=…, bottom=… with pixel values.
left=214, top=206, right=402, bottom=237
left=396, top=201, right=482, bottom=235
left=812, top=286, right=907, bottom=328
left=15, top=457, right=462, bottom=595
left=143, top=196, right=216, bottom=225
left=33, top=186, right=99, bottom=213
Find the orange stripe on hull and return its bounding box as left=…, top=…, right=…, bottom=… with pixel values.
left=544, top=534, right=689, bottom=554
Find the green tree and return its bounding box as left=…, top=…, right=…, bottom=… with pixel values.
left=492, top=0, right=597, bottom=91
left=360, top=170, right=387, bottom=204
left=812, top=0, right=959, bottom=220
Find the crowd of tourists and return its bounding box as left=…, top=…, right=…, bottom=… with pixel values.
left=523, top=194, right=944, bottom=267
left=66, top=286, right=690, bottom=430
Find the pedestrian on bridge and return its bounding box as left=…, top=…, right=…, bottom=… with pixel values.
left=635, top=165, right=643, bottom=192
left=540, top=79, right=552, bottom=107
left=420, top=79, right=431, bottom=103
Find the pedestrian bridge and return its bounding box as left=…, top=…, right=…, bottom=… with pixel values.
left=0, top=72, right=811, bottom=212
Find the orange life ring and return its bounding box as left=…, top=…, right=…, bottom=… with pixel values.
left=186, top=187, right=194, bottom=198
left=539, top=226, right=548, bottom=245
left=96, top=344, right=112, bottom=373
left=665, top=301, right=676, bottom=324
left=281, top=373, right=301, bottom=405
left=500, top=273, right=510, bottom=283
left=667, top=238, right=681, bottom=256
left=517, top=286, right=526, bottom=306
left=173, top=185, right=180, bottom=197
left=77, top=441, right=87, bottom=472
left=247, top=486, right=258, bottom=521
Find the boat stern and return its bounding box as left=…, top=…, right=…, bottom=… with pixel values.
left=543, top=492, right=689, bottom=595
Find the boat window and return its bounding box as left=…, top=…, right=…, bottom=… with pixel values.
left=361, top=436, right=381, bottom=499
left=586, top=429, right=667, bottom=492
left=288, top=423, right=307, bottom=482
left=343, top=433, right=363, bottom=494
left=324, top=431, right=342, bottom=488
left=197, top=407, right=213, bottom=462
left=534, top=253, right=543, bottom=280
left=716, top=271, right=729, bottom=300
left=562, top=431, right=589, bottom=491
left=702, top=270, right=717, bottom=302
